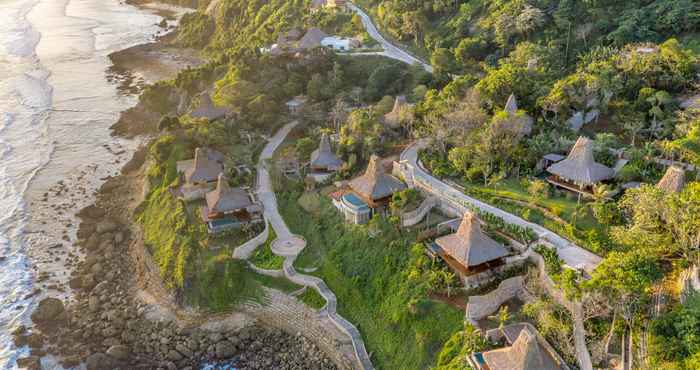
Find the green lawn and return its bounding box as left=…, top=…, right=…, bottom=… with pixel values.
left=457, top=178, right=610, bottom=254
left=250, top=223, right=284, bottom=270
left=278, top=187, right=464, bottom=370
left=298, top=288, right=327, bottom=310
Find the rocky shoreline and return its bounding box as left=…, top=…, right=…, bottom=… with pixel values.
left=12, top=5, right=341, bottom=370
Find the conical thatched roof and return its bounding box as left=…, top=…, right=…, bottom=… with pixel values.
left=206, top=174, right=253, bottom=213
left=482, top=326, right=564, bottom=370
left=186, top=148, right=224, bottom=184
left=298, top=28, right=327, bottom=49
left=349, top=155, right=405, bottom=201
left=310, top=134, right=343, bottom=170
left=499, top=93, right=533, bottom=136
left=310, top=0, right=326, bottom=8
left=383, top=96, right=413, bottom=128
left=546, top=136, right=613, bottom=186
left=657, top=166, right=686, bottom=193
left=505, top=94, right=519, bottom=114
left=191, top=93, right=229, bottom=120
left=435, top=212, right=508, bottom=267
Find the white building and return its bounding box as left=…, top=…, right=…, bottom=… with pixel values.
left=321, top=36, right=360, bottom=51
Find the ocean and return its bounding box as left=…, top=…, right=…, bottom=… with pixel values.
left=0, top=0, right=170, bottom=367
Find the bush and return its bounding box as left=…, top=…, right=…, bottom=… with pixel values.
left=534, top=245, right=563, bottom=275
left=250, top=225, right=284, bottom=270
left=298, top=288, right=327, bottom=310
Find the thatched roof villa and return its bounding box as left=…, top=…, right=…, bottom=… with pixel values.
left=470, top=323, right=569, bottom=370
left=190, top=92, right=229, bottom=121
left=182, top=147, right=225, bottom=185
left=546, top=136, right=613, bottom=193
left=203, top=174, right=262, bottom=233
left=310, top=133, right=343, bottom=172
left=383, top=95, right=414, bottom=129
left=656, top=165, right=686, bottom=193
left=495, top=94, right=533, bottom=136
left=206, top=174, right=253, bottom=215
left=333, top=155, right=405, bottom=224
left=298, top=28, right=327, bottom=50
left=348, top=155, right=406, bottom=207
left=434, top=212, right=509, bottom=281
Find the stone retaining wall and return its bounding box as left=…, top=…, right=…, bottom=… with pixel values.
left=233, top=219, right=269, bottom=259
left=401, top=196, right=437, bottom=227
left=242, top=288, right=358, bottom=370
left=465, top=276, right=525, bottom=321
left=247, top=261, right=285, bottom=278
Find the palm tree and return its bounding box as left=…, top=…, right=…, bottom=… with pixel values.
left=440, top=270, right=456, bottom=297
left=646, top=90, right=672, bottom=139
left=488, top=306, right=511, bottom=331
left=591, top=184, right=613, bottom=204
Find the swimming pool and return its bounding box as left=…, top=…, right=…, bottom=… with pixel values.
left=342, top=193, right=369, bottom=209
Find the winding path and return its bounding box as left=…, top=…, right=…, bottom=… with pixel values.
left=255, top=121, right=375, bottom=370
left=399, top=140, right=597, bottom=370
left=347, top=2, right=433, bottom=73
left=400, top=140, right=602, bottom=274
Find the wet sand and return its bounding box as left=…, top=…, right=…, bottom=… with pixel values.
left=23, top=1, right=201, bottom=322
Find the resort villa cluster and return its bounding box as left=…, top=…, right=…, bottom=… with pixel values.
left=175, top=147, right=262, bottom=233
left=265, top=27, right=361, bottom=56
left=176, top=83, right=694, bottom=369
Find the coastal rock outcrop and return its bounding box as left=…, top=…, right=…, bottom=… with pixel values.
left=20, top=211, right=340, bottom=370
left=30, top=297, right=65, bottom=325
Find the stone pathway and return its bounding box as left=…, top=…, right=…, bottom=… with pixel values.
left=400, top=140, right=602, bottom=274
left=253, top=121, right=375, bottom=370
left=347, top=2, right=433, bottom=73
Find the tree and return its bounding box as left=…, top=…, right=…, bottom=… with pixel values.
left=527, top=179, right=549, bottom=204
left=431, top=48, right=455, bottom=80
left=586, top=250, right=662, bottom=344
left=666, top=183, right=700, bottom=263
left=489, top=306, right=511, bottom=330
left=621, top=112, right=646, bottom=146
left=375, top=95, right=396, bottom=115
left=515, top=4, right=545, bottom=39
left=295, top=137, right=315, bottom=162
left=307, top=73, right=332, bottom=101
left=646, top=89, right=673, bottom=139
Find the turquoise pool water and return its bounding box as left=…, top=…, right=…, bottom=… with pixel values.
left=343, top=193, right=369, bottom=209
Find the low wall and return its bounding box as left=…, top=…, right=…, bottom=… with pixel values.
left=465, top=276, right=525, bottom=321
left=247, top=261, right=285, bottom=278
left=232, top=219, right=269, bottom=259
left=401, top=196, right=437, bottom=227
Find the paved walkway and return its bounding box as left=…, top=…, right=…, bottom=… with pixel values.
left=400, top=141, right=602, bottom=273
left=256, top=122, right=375, bottom=370
left=347, top=2, right=433, bottom=73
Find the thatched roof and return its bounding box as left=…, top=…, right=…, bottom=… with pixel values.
left=310, top=0, right=326, bottom=8
left=501, top=94, right=533, bottom=136
left=177, top=148, right=224, bottom=174
left=435, top=212, right=509, bottom=267
left=310, top=134, right=343, bottom=170
left=349, top=155, right=405, bottom=201
left=298, top=28, right=327, bottom=49
left=482, top=326, right=564, bottom=370
left=546, top=136, right=613, bottom=186
left=190, top=93, right=229, bottom=120
left=505, top=94, right=519, bottom=114
left=185, top=148, right=224, bottom=184
left=657, top=166, right=686, bottom=193
left=206, top=174, right=253, bottom=213
left=277, top=28, right=303, bottom=45
left=383, top=96, right=413, bottom=128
